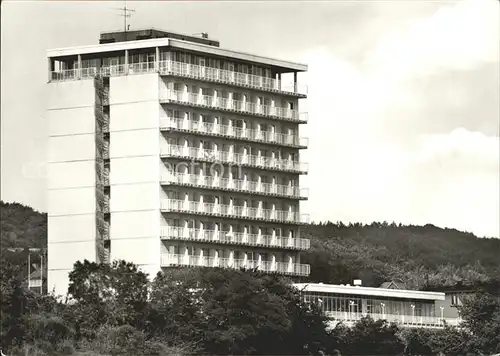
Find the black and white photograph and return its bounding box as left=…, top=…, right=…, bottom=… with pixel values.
left=1, top=0, right=499, bottom=355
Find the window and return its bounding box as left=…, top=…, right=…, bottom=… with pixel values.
left=451, top=294, right=463, bottom=306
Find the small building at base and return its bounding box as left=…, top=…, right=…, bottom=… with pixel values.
left=294, top=282, right=461, bottom=329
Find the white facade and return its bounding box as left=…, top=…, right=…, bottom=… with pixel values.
left=295, top=283, right=461, bottom=329
left=47, top=33, right=310, bottom=296
left=47, top=80, right=98, bottom=295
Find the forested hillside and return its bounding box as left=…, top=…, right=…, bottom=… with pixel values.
left=0, top=201, right=47, bottom=248
left=302, top=222, right=500, bottom=289
left=1, top=201, right=499, bottom=290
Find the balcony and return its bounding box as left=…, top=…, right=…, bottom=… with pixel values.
left=50, top=67, right=99, bottom=81
left=158, top=60, right=307, bottom=97
left=325, top=311, right=461, bottom=329
left=160, top=90, right=308, bottom=123
left=161, top=226, right=310, bottom=250
left=160, top=116, right=308, bottom=149
left=50, top=61, right=307, bottom=98
left=160, top=144, right=308, bottom=174
left=161, top=253, right=310, bottom=276
left=161, top=199, right=309, bottom=225
left=161, top=173, right=308, bottom=200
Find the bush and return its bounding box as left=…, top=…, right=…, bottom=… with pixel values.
left=56, top=339, right=76, bottom=355
left=92, top=325, right=146, bottom=355
left=22, top=313, right=74, bottom=351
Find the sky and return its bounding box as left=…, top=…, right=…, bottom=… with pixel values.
left=1, top=0, right=499, bottom=237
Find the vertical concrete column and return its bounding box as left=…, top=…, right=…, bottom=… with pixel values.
left=256, top=149, right=262, bottom=167
left=228, top=170, right=233, bottom=189
left=183, top=84, right=189, bottom=102
left=77, top=54, right=82, bottom=79
left=241, top=120, right=247, bottom=138
left=199, top=221, right=204, bottom=239
left=213, top=249, right=219, bottom=266
left=288, top=254, right=293, bottom=273
left=229, top=250, right=234, bottom=266
left=198, top=194, right=204, bottom=213
left=243, top=225, right=248, bottom=243
left=228, top=197, right=234, bottom=215
left=212, top=89, right=218, bottom=107
left=243, top=252, right=248, bottom=267
left=257, top=200, right=263, bottom=218
left=47, top=58, right=53, bottom=82
left=155, top=47, right=160, bottom=72
left=214, top=223, right=219, bottom=241
left=242, top=199, right=248, bottom=217
left=228, top=143, right=234, bottom=162
left=183, top=219, right=189, bottom=239
left=228, top=92, right=233, bottom=110
left=182, top=111, right=189, bottom=130
left=124, top=50, right=129, bottom=74
left=212, top=116, right=219, bottom=134
left=243, top=172, right=248, bottom=190
left=183, top=244, right=190, bottom=264
left=294, top=71, right=298, bottom=93
left=277, top=73, right=282, bottom=91
left=214, top=195, right=220, bottom=214
left=198, top=86, right=203, bottom=105
left=287, top=127, right=294, bottom=145
left=198, top=140, right=204, bottom=159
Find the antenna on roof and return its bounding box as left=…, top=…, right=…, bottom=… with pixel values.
left=112, top=0, right=135, bottom=35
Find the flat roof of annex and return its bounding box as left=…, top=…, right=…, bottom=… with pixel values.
left=294, top=283, right=446, bottom=301
left=47, top=30, right=307, bottom=73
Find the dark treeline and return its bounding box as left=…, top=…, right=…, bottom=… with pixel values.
left=302, top=221, right=500, bottom=289
left=1, top=257, right=500, bottom=356
left=2, top=201, right=499, bottom=291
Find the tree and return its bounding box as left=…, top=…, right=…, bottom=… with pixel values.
left=459, top=292, right=500, bottom=354
left=66, top=259, right=150, bottom=338
left=337, top=316, right=404, bottom=355
left=1, top=254, right=29, bottom=350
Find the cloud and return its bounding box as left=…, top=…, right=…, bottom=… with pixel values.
left=366, top=0, right=499, bottom=81
left=299, top=0, right=499, bottom=237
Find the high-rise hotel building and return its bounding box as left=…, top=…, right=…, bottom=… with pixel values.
left=47, top=29, right=310, bottom=296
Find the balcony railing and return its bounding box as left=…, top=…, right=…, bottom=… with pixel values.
left=325, top=311, right=461, bottom=328
left=161, top=226, right=310, bottom=250
left=51, top=68, right=99, bottom=81
left=161, top=173, right=308, bottom=200
left=160, top=90, right=308, bottom=123
left=160, top=116, right=308, bottom=148
left=161, top=253, right=310, bottom=276
left=50, top=61, right=307, bottom=97
left=160, top=144, right=308, bottom=174
left=161, top=199, right=309, bottom=224
left=158, top=60, right=307, bottom=96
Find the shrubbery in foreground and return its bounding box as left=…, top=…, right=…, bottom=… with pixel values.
left=1, top=257, right=499, bottom=355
